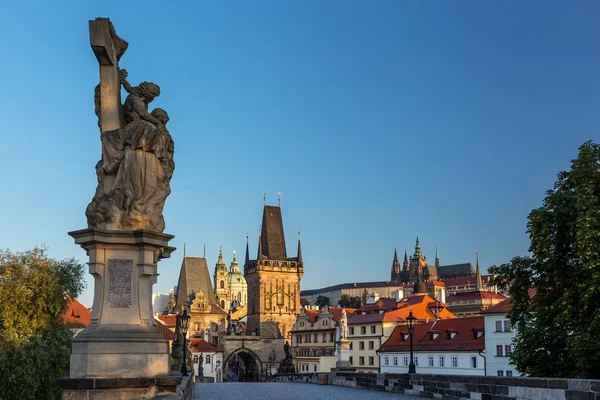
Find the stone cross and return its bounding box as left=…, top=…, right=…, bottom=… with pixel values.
left=89, top=18, right=127, bottom=132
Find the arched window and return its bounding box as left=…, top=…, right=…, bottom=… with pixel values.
left=220, top=300, right=225, bottom=309
left=237, top=292, right=241, bottom=302
left=220, top=280, right=225, bottom=289
left=194, top=355, right=198, bottom=363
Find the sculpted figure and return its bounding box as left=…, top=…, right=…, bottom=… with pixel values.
left=283, top=341, right=291, bottom=359
left=340, top=309, right=348, bottom=340
left=86, top=69, right=175, bottom=232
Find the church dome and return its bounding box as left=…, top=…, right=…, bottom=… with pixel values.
left=227, top=251, right=246, bottom=285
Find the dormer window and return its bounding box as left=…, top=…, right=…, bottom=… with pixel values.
left=322, top=320, right=327, bottom=326
left=403, top=333, right=410, bottom=341
left=446, top=331, right=458, bottom=340
left=429, top=332, right=439, bottom=340
left=472, top=329, right=484, bottom=339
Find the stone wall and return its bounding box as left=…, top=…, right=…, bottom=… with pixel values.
left=274, top=372, right=600, bottom=400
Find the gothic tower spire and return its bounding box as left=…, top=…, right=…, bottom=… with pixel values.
left=391, top=248, right=401, bottom=281
left=403, top=250, right=409, bottom=271
left=245, top=234, right=250, bottom=267
left=297, top=231, right=303, bottom=264
left=435, top=246, right=440, bottom=268
left=475, top=251, right=483, bottom=291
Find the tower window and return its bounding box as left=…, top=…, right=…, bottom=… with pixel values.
left=220, top=280, right=225, bottom=289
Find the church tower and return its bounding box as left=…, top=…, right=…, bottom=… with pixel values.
left=409, top=235, right=428, bottom=282
left=245, top=203, right=303, bottom=339
left=213, top=247, right=229, bottom=310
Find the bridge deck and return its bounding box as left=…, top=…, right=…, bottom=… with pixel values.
left=194, top=382, right=416, bottom=399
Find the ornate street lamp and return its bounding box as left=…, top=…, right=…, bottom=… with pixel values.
left=406, top=310, right=416, bottom=373
left=177, top=308, right=191, bottom=376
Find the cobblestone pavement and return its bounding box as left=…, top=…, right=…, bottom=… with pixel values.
left=194, top=382, right=416, bottom=399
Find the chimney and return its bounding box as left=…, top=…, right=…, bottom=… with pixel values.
left=393, top=288, right=404, bottom=302
left=366, top=293, right=380, bottom=305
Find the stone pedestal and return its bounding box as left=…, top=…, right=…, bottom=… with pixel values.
left=67, top=228, right=175, bottom=378
left=335, top=339, right=355, bottom=371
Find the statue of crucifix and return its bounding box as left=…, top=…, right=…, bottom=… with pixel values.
left=86, top=18, right=175, bottom=232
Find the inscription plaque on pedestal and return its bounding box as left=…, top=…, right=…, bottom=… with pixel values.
left=108, top=259, right=132, bottom=308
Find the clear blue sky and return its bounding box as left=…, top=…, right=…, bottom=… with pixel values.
left=1, top=1, right=599, bottom=307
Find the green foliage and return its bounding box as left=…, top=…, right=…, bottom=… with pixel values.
left=361, top=289, right=368, bottom=306
left=338, top=294, right=362, bottom=308
left=300, top=298, right=310, bottom=307
left=315, top=295, right=330, bottom=307
left=489, top=141, right=600, bottom=378
left=0, top=248, right=86, bottom=399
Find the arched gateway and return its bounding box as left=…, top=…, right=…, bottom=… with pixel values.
left=224, top=348, right=263, bottom=382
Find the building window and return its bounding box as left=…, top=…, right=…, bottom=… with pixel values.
left=359, top=341, right=364, bottom=350
left=503, top=320, right=511, bottom=332
left=403, top=356, right=409, bottom=367
left=313, top=365, right=317, bottom=372
left=505, top=345, right=512, bottom=356
left=361, top=326, right=366, bottom=335
left=497, top=370, right=504, bottom=377
left=220, top=280, right=225, bottom=289
left=393, top=356, right=398, bottom=366
left=495, top=320, right=502, bottom=332
left=206, top=355, right=211, bottom=364
left=193, top=355, right=198, bottom=363
left=368, top=357, right=374, bottom=366
left=439, top=356, right=445, bottom=367
left=313, top=334, right=318, bottom=343
left=349, top=357, right=353, bottom=365
left=384, top=356, right=389, bottom=366
left=359, top=357, right=365, bottom=365
left=349, top=341, right=353, bottom=350
left=451, top=356, right=458, bottom=368
left=428, top=356, right=434, bottom=367
left=350, top=327, right=354, bottom=335
left=297, top=334, right=302, bottom=344
left=323, top=320, right=327, bottom=326
left=194, top=323, right=200, bottom=331
left=306, top=334, right=311, bottom=343
left=330, top=332, right=334, bottom=342
left=368, top=341, right=374, bottom=350
left=322, top=333, right=327, bottom=342
left=413, top=356, right=418, bottom=366
left=496, top=345, right=503, bottom=356
left=471, top=356, right=477, bottom=368
left=506, top=370, right=513, bottom=377
left=371, top=326, right=376, bottom=334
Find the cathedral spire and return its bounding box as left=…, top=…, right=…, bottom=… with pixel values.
left=475, top=251, right=483, bottom=291
left=257, top=232, right=263, bottom=260
left=413, top=234, right=423, bottom=259
left=297, top=231, right=303, bottom=264
left=435, top=246, right=440, bottom=268
left=391, top=248, right=401, bottom=280
left=216, top=246, right=226, bottom=270
left=403, top=249, right=409, bottom=271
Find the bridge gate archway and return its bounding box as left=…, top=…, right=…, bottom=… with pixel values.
left=224, top=348, right=263, bottom=382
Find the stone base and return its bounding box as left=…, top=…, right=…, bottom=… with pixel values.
left=71, top=323, right=170, bottom=378
left=67, top=228, right=175, bottom=378
left=59, top=376, right=180, bottom=400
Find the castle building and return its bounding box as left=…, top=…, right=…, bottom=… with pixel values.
left=244, top=204, right=304, bottom=340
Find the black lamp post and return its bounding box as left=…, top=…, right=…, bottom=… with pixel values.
left=178, top=308, right=191, bottom=376
left=406, top=310, right=416, bottom=374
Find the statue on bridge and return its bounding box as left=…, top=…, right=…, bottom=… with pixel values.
left=277, top=341, right=296, bottom=374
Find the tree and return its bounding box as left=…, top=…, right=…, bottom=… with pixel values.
left=300, top=298, right=310, bottom=307
left=361, top=289, right=368, bottom=306
left=315, top=295, right=330, bottom=307
left=489, top=141, right=600, bottom=378
left=338, top=294, right=362, bottom=308
left=0, top=248, right=86, bottom=399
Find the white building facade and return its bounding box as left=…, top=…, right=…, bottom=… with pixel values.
left=191, top=338, right=225, bottom=383
left=379, top=350, right=485, bottom=375
left=482, top=298, right=518, bottom=377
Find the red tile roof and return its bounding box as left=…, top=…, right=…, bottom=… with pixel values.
left=443, top=275, right=494, bottom=288
left=304, top=307, right=357, bottom=325
left=62, top=298, right=91, bottom=328
left=157, top=314, right=177, bottom=327
left=190, top=338, right=223, bottom=353
left=446, top=291, right=506, bottom=302
left=154, top=321, right=175, bottom=341
left=481, top=288, right=536, bottom=315
left=379, top=316, right=485, bottom=352
left=349, top=294, right=456, bottom=325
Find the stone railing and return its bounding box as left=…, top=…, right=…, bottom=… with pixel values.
left=274, top=372, right=600, bottom=400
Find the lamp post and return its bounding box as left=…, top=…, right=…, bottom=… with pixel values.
left=406, top=310, right=416, bottom=374
left=177, top=308, right=191, bottom=376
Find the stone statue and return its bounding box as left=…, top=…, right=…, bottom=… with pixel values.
left=198, top=352, right=204, bottom=379
left=87, top=18, right=174, bottom=232
left=340, top=309, right=348, bottom=340
left=277, top=340, right=295, bottom=374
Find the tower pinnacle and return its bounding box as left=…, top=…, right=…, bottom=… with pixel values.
left=475, top=251, right=483, bottom=291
